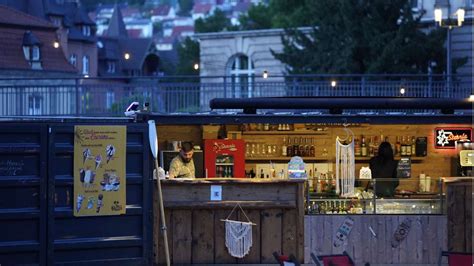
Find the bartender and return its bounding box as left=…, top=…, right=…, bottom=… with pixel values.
left=169, top=141, right=195, bottom=178
left=369, top=142, right=399, bottom=197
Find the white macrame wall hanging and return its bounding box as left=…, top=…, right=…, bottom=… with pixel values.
left=335, top=127, right=356, bottom=197
left=222, top=203, right=256, bottom=258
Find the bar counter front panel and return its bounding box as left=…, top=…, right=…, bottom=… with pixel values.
left=153, top=178, right=305, bottom=265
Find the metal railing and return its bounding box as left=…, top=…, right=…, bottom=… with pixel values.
left=0, top=74, right=471, bottom=116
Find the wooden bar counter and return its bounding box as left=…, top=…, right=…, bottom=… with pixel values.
left=153, top=178, right=305, bottom=265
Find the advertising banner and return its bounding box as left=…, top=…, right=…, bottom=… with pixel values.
left=74, top=126, right=126, bottom=216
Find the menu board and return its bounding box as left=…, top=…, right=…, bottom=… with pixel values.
left=396, top=157, right=411, bottom=178
left=74, top=126, right=126, bottom=217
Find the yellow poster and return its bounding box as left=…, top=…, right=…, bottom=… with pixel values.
left=74, top=126, right=126, bottom=216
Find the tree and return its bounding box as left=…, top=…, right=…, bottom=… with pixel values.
left=177, top=0, right=193, bottom=16
left=195, top=9, right=237, bottom=33
left=177, top=9, right=236, bottom=75
left=238, top=3, right=273, bottom=30
left=271, top=0, right=456, bottom=75
left=176, top=37, right=200, bottom=76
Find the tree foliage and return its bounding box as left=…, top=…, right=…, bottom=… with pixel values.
left=195, top=9, right=237, bottom=33
left=176, top=37, right=200, bottom=76
left=271, top=0, right=453, bottom=74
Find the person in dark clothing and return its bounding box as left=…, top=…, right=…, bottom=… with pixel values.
left=369, top=142, right=399, bottom=197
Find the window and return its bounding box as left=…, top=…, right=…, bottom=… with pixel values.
left=410, top=0, right=419, bottom=11
left=107, top=61, right=116, bottom=73
left=82, top=55, right=89, bottom=75
left=82, top=26, right=91, bottom=36
left=28, top=94, right=42, bottom=115
left=70, top=54, right=77, bottom=67
left=22, top=45, right=42, bottom=69
left=50, top=16, right=62, bottom=27
left=227, top=54, right=255, bottom=98
left=106, top=90, right=115, bottom=109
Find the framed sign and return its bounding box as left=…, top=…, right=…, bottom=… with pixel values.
left=74, top=126, right=127, bottom=216
left=435, top=128, right=472, bottom=149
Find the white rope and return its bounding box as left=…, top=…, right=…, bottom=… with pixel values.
left=336, top=137, right=355, bottom=197
left=225, top=220, right=253, bottom=258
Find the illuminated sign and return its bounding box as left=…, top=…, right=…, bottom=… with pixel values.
left=435, top=128, right=472, bottom=149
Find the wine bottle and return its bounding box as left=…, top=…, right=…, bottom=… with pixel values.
left=310, top=138, right=316, bottom=157
left=282, top=137, right=287, bottom=156
left=361, top=136, right=368, bottom=157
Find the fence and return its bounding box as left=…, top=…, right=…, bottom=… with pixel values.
left=0, top=74, right=471, bottom=116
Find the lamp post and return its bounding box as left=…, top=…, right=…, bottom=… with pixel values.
left=434, top=1, right=465, bottom=96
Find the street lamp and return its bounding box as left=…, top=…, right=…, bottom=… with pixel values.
left=434, top=1, right=465, bottom=94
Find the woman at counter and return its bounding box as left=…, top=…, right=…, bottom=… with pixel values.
left=369, top=142, right=399, bottom=197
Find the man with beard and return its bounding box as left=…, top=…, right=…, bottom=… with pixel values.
left=169, top=141, right=195, bottom=178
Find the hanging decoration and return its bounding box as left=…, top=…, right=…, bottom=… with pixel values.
left=221, top=203, right=256, bottom=258
left=335, top=126, right=355, bottom=197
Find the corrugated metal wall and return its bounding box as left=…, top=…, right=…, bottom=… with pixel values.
left=0, top=121, right=152, bottom=265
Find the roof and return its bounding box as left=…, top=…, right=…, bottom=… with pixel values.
left=0, top=26, right=76, bottom=72
left=120, top=38, right=154, bottom=70
left=127, top=28, right=142, bottom=38
left=193, top=3, right=212, bottom=14
left=106, top=6, right=128, bottom=38
left=151, top=5, right=171, bottom=16
left=0, top=4, right=55, bottom=29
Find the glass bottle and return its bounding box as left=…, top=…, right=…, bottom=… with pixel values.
left=406, top=135, right=412, bottom=156
left=411, top=136, right=417, bottom=156
left=361, top=136, right=368, bottom=157
left=293, top=137, right=299, bottom=156
left=310, top=138, right=316, bottom=157
left=304, top=138, right=310, bottom=157
left=354, top=138, right=361, bottom=156
left=282, top=137, right=287, bottom=156
left=287, top=137, right=293, bottom=157
left=299, top=137, right=305, bottom=156
left=395, top=136, right=401, bottom=156
left=400, top=136, right=407, bottom=156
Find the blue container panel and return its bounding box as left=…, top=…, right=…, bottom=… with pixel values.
left=0, top=251, right=39, bottom=264
left=126, top=183, right=143, bottom=206
left=0, top=132, right=40, bottom=144
left=126, top=153, right=146, bottom=176
left=0, top=124, right=46, bottom=265
left=53, top=154, right=74, bottom=176
left=0, top=154, right=41, bottom=177
left=54, top=215, right=143, bottom=240
left=0, top=186, right=40, bottom=209
left=0, top=218, right=39, bottom=242
left=55, top=246, right=143, bottom=263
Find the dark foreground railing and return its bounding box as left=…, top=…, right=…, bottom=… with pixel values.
left=0, top=74, right=471, bottom=116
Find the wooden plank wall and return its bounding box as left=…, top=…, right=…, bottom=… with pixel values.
left=153, top=181, right=305, bottom=265
left=304, top=215, right=447, bottom=265
left=447, top=180, right=473, bottom=253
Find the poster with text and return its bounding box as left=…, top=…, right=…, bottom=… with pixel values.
left=74, top=126, right=126, bottom=216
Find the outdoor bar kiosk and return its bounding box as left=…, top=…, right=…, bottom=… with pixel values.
left=148, top=97, right=473, bottom=265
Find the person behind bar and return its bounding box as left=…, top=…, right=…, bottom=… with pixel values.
left=369, top=141, right=399, bottom=197
left=169, top=141, right=195, bottom=178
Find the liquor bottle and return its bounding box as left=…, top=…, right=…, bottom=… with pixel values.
left=299, top=137, right=305, bottom=156
left=354, top=138, right=361, bottom=156
left=308, top=169, right=313, bottom=191
left=400, top=136, right=407, bottom=156
left=373, top=136, right=379, bottom=156
left=406, top=135, right=412, bottom=156
left=260, top=169, right=264, bottom=179
left=361, top=136, right=368, bottom=157
left=287, top=137, right=293, bottom=157
left=310, top=138, right=316, bottom=157
left=249, top=168, right=255, bottom=178
left=395, top=136, right=401, bottom=156
left=293, top=137, right=299, bottom=156
left=281, top=137, right=287, bottom=156
left=411, top=136, right=416, bottom=156
left=304, top=138, right=310, bottom=157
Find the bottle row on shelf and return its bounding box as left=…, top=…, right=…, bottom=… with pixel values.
left=307, top=200, right=374, bottom=215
